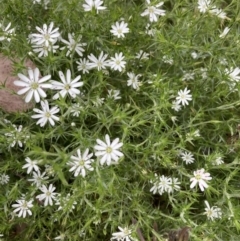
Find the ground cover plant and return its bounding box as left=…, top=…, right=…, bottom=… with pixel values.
left=0, top=0, right=240, bottom=240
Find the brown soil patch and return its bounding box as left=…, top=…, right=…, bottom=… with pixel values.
left=0, top=53, right=35, bottom=113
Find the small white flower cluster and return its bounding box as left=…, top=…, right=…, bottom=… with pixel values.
left=150, top=169, right=212, bottom=195
left=197, top=0, right=227, bottom=19
left=150, top=174, right=181, bottom=195
left=12, top=184, right=58, bottom=218
left=28, top=22, right=60, bottom=57
left=55, top=193, right=77, bottom=211
left=22, top=157, right=49, bottom=188
left=4, top=121, right=30, bottom=148
left=67, top=134, right=123, bottom=177
left=13, top=67, right=85, bottom=127
left=11, top=134, right=124, bottom=218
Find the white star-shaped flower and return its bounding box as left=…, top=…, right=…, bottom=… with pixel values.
left=52, top=69, right=83, bottom=100
left=141, top=0, right=166, bottom=22
left=12, top=198, right=33, bottom=218
left=29, top=22, right=60, bottom=47
left=88, top=51, right=109, bottom=71
left=175, top=87, right=192, bottom=106
left=67, top=148, right=94, bottom=177
left=108, top=52, right=126, bottom=72
left=94, top=134, right=123, bottom=165
left=110, top=21, right=129, bottom=38
left=31, top=100, right=60, bottom=127
left=190, top=168, right=212, bottom=192
left=36, top=184, right=57, bottom=206
left=83, top=0, right=106, bottom=13
left=14, top=68, right=52, bottom=103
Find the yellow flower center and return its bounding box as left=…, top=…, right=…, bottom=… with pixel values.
left=31, top=82, right=39, bottom=90
left=106, top=147, right=112, bottom=153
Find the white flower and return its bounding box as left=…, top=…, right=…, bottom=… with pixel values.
left=145, top=23, right=156, bottom=36
left=135, top=50, right=149, bottom=60
left=197, top=0, right=211, bottom=13
left=83, top=0, right=106, bottom=13
left=45, top=165, right=55, bottom=177
left=169, top=177, right=181, bottom=193
left=190, top=168, right=212, bottom=192
left=76, top=58, right=92, bottom=74
left=158, top=175, right=172, bottom=194
left=52, top=69, right=83, bottom=100
left=200, top=68, right=208, bottom=79
left=141, top=0, right=166, bottom=22
left=29, top=22, right=60, bottom=47
left=210, top=8, right=227, bottom=19
left=70, top=103, right=82, bottom=117
left=32, top=43, right=59, bottom=57
left=176, top=88, right=192, bottom=106
left=171, top=116, right=178, bottom=123
left=220, top=58, right=228, bottom=65
left=108, top=52, right=126, bottom=72
left=14, top=68, right=52, bottom=103
left=94, top=134, right=123, bottom=165
left=219, top=27, right=230, bottom=38
left=88, top=51, right=109, bottom=71
left=213, top=156, right=224, bottom=165
left=36, top=184, right=57, bottom=206
left=22, top=157, right=40, bottom=174
left=5, top=124, right=29, bottom=148
left=127, top=72, right=142, bottom=90
left=55, top=193, right=77, bottom=211
left=171, top=100, right=182, bottom=112
left=107, top=89, right=121, bottom=100
left=180, top=151, right=195, bottom=164
left=92, top=97, right=105, bottom=107
left=28, top=170, right=49, bottom=187
left=12, top=198, right=33, bottom=218
left=0, top=22, right=15, bottom=41
left=61, top=33, right=87, bottom=57
left=204, top=200, right=222, bottom=221
left=191, top=52, right=198, bottom=59
left=150, top=174, right=172, bottom=195
left=32, top=100, right=60, bottom=127
left=186, top=130, right=201, bottom=142
left=67, top=148, right=94, bottom=177
left=110, top=21, right=129, bottom=38
left=0, top=174, right=10, bottom=185
left=225, top=67, right=240, bottom=82
left=182, top=71, right=195, bottom=81
left=162, top=55, right=173, bottom=64
left=111, top=226, right=133, bottom=241
left=192, top=129, right=201, bottom=137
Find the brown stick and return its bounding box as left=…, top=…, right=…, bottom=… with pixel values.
left=132, top=218, right=146, bottom=241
